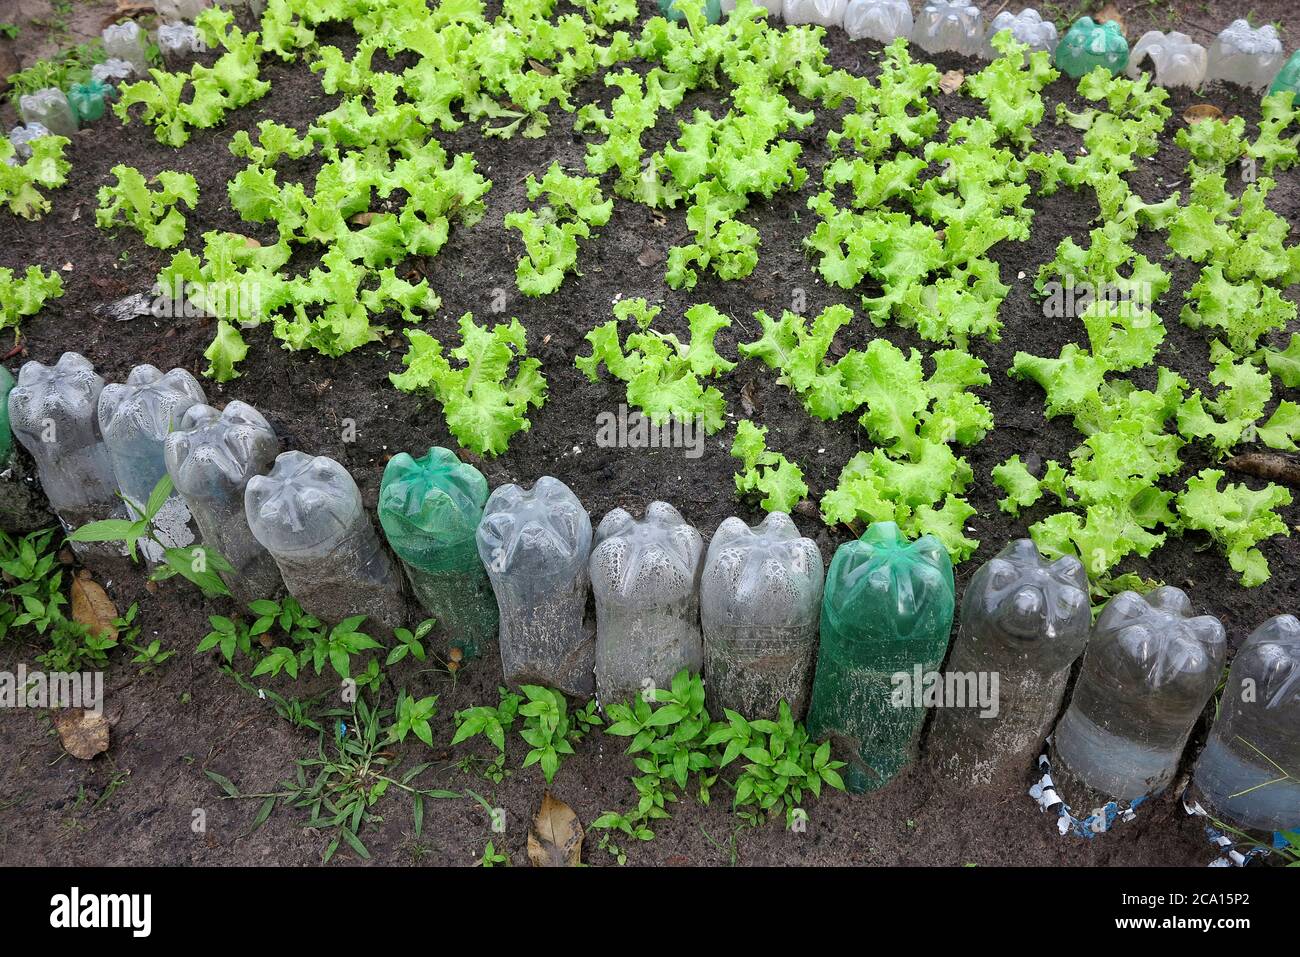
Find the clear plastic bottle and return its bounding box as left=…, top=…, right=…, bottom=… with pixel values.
left=476, top=476, right=594, bottom=696
left=19, top=89, right=78, bottom=138
left=91, top=59, right=136, bottom=85
left=102, top=21, right=150, bottom=75
left=7, top=124, right=52, bottom=162
left=247, top=451, right=406, bottom=634
left=806, top=522, right=955, bottom=792
left=590, top=502, right=704, bottom=708
left=1193, top=615, right=1300, bottom=832
left=0, top=365, right=50, bottom=534
left=378, top=447, right=497, bottom=659
left=721, top=0, right=782, bottom=19
left=1052, top=586, right=1225, bottom=804
left=165, top=401, right=282, bottom=605
left=153, top=0, right=211, bottom=20
left=98, top=365, right=205, bottom=558
left=843, top=0, right=912, bottom=43
left=927, top=539, right=1090, bottom=787
left=782, top=0, right=846, bottom=28
left=983, top=8, right=1058, bottom=59
left=1128, top=30, right=1207, bottom=89
left=700, top=512, right=823, bottom=721
left=7, top=353, right=124, bottom=552
left=912, top=1, right=985, bottom=58
left=1205, top=20, right=1285, bottom=93
left=158, top=22, right=205, bottom=69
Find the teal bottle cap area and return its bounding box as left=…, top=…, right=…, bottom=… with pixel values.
left=378, top=446, right=489, bottom=568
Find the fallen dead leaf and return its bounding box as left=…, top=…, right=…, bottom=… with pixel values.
left=528, top=792, right=583, bottom=866
left=71, top=573, right=118, bottom=643
left=939, top=70, right=965, bottom=95
left=528, top=59, right=554, bottom=76
left=55, top=710, right=110, bottom=760
left=637, top=244, right=663, bottom=267
left=1096, top=4, right=1125, bottom=33
left=1184, top=104, right=1225, bottom=124
left=349, top=212, right=377, bottom=226
left=243, top=236, right=262, bottom=248
left=740, top=380, right=762, bottom=417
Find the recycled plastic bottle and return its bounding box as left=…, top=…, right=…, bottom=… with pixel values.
left=658, top=0, right=722, bottom=23
left=68, top=79, right=117, bottom=123
left=700, top=512, right=824, bottom=721
left=806, top=522, right=954, bottom=793
left=1128, top=30, right=1207, bottom=88
left=247, top=451, right=407, bottom=634
left=783, top=0, right=846, bottom=28
left=377, top=447, right=497, bottom=658
left=101, top=21, right=150, bottom=75
left=927, top=540, right=1090, bottom=787
left=99, top=365, right=205, bottom=558
left=1205, top=21, right=1285, bottom=93
left=590, top=502, right=704, bottom=708
left=476, top=476, right=594, bottom=696
left=0, top=366, right=13, bottom=465
left=911, top=1, right=985, bottom=58
left=7, top=353, right=124, bottom=553
left=1192, top=615, right=1300, bottom=832
left=983, top=8, right=1058, bottom=59
left=1269, top=50, right=1300, bottom=98
left=1055, top=16, right=1129, bottom=78
left=0, top=366, right=51, bottom=534
left=165, top=401, right=282, bottom=605
left=18, top=89, right=77, bottom=138
left=843, top=0, right=913, bottom=43
left=1052, top=586, right=1225, bottom=804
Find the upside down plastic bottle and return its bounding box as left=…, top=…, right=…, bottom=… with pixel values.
left=247, top=451, right=407, bottom=635
left=165, top=401, right=282, bottom=605
left=700, top=512, right=824, bottom=721
left=590, top=502, right=704, bottom=708
left=7, top=353, right=124, bottom=559
left=378, top=447, right=497, bottom=658
left=927, top=539, right=1090, bottom=787
left=476, top=476, right=594, bottom=696
left=1051, top=586, right=1225, bottom=805
left=1192, top=614, right=1300, bottom=832
left=806, top=522, right=955, bottom=793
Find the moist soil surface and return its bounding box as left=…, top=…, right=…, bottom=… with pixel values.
left=1, top=1, right=1298, bottom=866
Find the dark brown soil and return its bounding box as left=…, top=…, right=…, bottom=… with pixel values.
left=0, top=1, right=1296, bottom=867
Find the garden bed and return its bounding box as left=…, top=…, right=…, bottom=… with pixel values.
left=0, top=0, right=1297, bottom=866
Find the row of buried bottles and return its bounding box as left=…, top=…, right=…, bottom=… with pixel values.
left=674, top=1, right=1300, bottom=96
left=2, top=354, right=1296, bottom=835
left=9, top=16, right=215, bottom=148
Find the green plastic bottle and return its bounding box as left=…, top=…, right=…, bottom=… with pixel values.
left=658, top=0, right=722, bottom=24
left=68, top=79, right=116, bottom=123
left=1055, top=17, right=1129, bottom=78
left=378, top=447, right=498, bottom=659
left=0, top=365, right=13, bottom=464
left=1268, top=50, right=1300, bottom=98
left=806, top=522, right=955, bottom=793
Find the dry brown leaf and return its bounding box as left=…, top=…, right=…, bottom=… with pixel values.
left=349, top=212, right=377, bottom=226
left=1096, top=4, right=1125, bottom=33
left=637, top=244, right=663, bottom=267
left=528, top=59, right=554, bottom=76
left=55, top=710, right=110, bottom=760
left=527, top=792, right=583, bottom=866
left=71, top=573, right=118, bottom=643
left=1183, top=104, right=1225, bottom=124
left=939, top=70, right=965, bottom=94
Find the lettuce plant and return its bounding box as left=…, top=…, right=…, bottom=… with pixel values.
left=505, top=163, right=612, bottom=296
left=96, top=165, right=199, bottom=249
left=1175, top=470, right=1292, bottom=587
left=389, top=313, right=547, bottom=457
left=0, top=266, right=64, bottom=337
left=731, top=420, right=807, bottom=514
left=576, top=298, right=735, bottom=433
left=0, top=134, right=70, bottom=220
